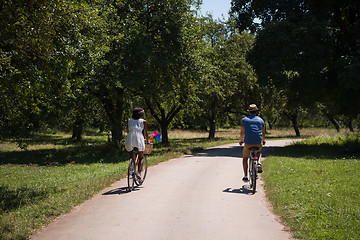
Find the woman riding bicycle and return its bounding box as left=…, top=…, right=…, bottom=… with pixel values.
left=125, top=108, right=149, bottom=177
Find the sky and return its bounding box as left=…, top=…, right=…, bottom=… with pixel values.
left=199, top=0, right=232, bottom=20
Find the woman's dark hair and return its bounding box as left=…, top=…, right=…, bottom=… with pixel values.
left=132, top=108, right=145, bottom=120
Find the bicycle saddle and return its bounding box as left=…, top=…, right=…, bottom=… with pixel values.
left=249, top=147, right=259, bottom=150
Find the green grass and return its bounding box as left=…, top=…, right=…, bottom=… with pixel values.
left=0, top=163, right=125, bottom=240
left=262, top=133, right=360, bottom=240
left=0, top=130, right=238, bottom=240
left=0, top=128, right=357, bottom=240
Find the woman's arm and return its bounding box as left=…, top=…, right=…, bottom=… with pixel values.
left=143, top=120, right=148, bottom=142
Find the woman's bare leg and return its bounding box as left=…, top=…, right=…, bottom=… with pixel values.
left=137, top=151, right=144, bottom=175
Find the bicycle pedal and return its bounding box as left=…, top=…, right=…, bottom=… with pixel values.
left=137, top=178, right=143, bottom=184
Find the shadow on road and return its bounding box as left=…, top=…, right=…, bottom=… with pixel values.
left=102, top=187, right=141, bottom=195
left=187, top=145, right=285, bottom=158
left=223, top=186, right=254, bottom=195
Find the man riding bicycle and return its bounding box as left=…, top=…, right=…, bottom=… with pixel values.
left=239, top=104, right=266, bottom=182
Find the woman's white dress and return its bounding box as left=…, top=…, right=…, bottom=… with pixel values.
left=125, top=118, right=145, bottom=152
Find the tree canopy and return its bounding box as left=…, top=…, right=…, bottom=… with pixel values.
left=0, top=0, right=108, bottom=137
left=0, top=0, right=358, bottom=141
left=231, top=0, right=360, bottom=134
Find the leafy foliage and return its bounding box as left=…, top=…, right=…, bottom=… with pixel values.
left=97, top=0, right=202, bottom=144
left=231, top=0, right=360, bottom=129
left=0, top=0, right=108, bottom=137
left=194, top=16, right=258, bottom=138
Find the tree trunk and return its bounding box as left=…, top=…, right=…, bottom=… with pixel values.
left=97, top=87, right=124, bottom=146
left=208, top=105, right=216, bottom=140
left=72, top=117, right=84, bottom=141
left=160, top=122, right=169, bottom=145
left=208, top=97, right=218, bottom=139
left=326, top=114, right=340, bottom=132
left=208, top=119, right=216, bottom=139
left=344, top=120, right=354, bottom=132
left=144, top=97, right=184, bottom=145
left=292, top=119, right=301, bottom=137
left=111, top=120, right=123, bottom=144
left=266, top=117, right=277, bottom=130
left=284, top=112, right=301, bottom=137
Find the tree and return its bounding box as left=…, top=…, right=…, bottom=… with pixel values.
left=196, top=16, right=258, bottom=139
left=197, top=16, right=230, bottom=139
left=259, top=86, right=282, bottom=130
left=97, top=0, right=202, bottom=144
left=231, top=0, right=360, bottom=132
left=0, top=0, right=108, bottom=137
left=140, top=0, right=201, bottom=144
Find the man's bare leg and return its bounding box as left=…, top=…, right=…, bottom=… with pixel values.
left=243, top=157, right=248, bottom=177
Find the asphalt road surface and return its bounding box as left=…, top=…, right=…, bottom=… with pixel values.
left=31, top=139, right=299, bottom=240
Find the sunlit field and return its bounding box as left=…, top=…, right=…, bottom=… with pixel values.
left=0, top=127, right=354, bottom=153
left=168, top=127, right=353, bottom=140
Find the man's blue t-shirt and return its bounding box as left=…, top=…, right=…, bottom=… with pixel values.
left=241, top=114, right=265, bottom=144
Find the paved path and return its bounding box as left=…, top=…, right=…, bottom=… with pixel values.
left=31, top=140, right=299, bottom=240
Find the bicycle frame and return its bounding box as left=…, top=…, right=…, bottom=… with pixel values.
left=127, top=152, right=137, bottom=192
left=127, top=148, right=148, bottom=192
left=248, top=147, right=259, bottom=194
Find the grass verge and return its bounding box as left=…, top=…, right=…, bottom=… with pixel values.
left=0, top=130, right=237, bottom=240
left=0, top=127, right=355, bottom=240
left=262, top=133, right=360, bottom=240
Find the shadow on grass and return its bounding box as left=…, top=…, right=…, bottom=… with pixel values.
left=0, top=137, right=226, bottom=166
left=9, top=133, right=106, bottom=146
left=0, top=185, right=63, bottom=212
left=269, top=142, right=360, bottom=159
left=0, top=137, right=218, bottom=166
left=0, top=144, right=129, bottom=165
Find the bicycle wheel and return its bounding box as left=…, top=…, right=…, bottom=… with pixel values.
left=127, top=157, right=136, bottom=192
left=135, top=156, right=148, bottom=186
left=251, top=161, right=257, bottom=194
left=248, top=158, right=253, bottom=188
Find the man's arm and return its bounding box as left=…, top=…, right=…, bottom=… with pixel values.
left=239, top=126, right=245, bottom=145
left=262, top=126, right=266, bottom=145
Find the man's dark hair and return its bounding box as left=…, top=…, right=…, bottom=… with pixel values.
left=249, top=110, right=258, bottom=115
left=132, top=108, right=144, bottom=120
